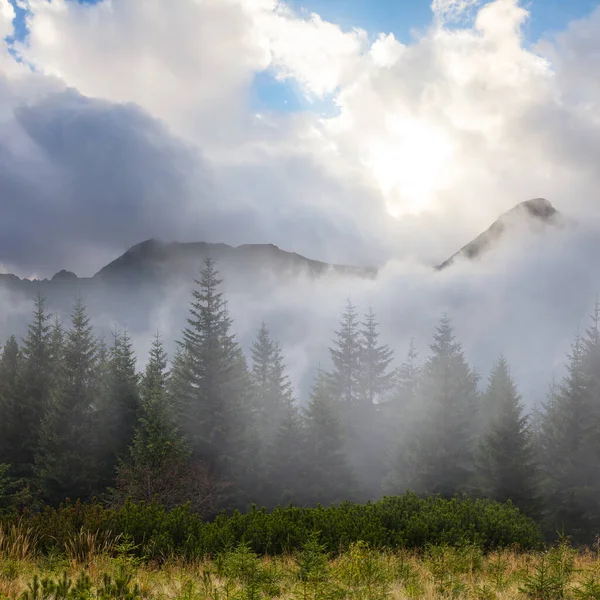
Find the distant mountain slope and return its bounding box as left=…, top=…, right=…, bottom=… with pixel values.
left=0, top=240, right=377, bottom=299
left=436, top=198, right=561, bottom=270
left=94, top=239, right=377, bottom=284
left=0, top=198, right=562, bottom=302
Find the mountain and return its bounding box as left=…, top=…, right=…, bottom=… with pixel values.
left=0, top=240, right=377, bottom=307
left=0, top=241, right=378, bottom=343
left=0, top=198, right=562, bottom=349
left=94, top=239, right=377, bottom=284
left=435, top=198, right=561, bottom=270
left=0, top=198, right=561, bottom=300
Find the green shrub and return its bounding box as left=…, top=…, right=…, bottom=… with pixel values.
left=2, top=493, right=542, bottom=561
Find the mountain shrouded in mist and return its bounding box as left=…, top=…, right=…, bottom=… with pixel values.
left=436, top=198, right=562, bottom=270
left=0, top=198, right=560, bottom=300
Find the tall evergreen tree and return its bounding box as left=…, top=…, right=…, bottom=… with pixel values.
left=113, top=335, right=228, bottom=515
left=48, top=316, right=65, bottom=384
left=402, top=315, right=480, bottom=497
left=249, top=323, right=299, bottom=506
left=328, top=300, right=362, bottom=407
left=0, top=337, right=24, bottom=469
left=539, top=314, right=600, bottom=540
left=359, top=306, right=395, bottom=408
left=172, top=258, right=254, bottom=500
left=301, top=370, right=355, bottom=506
left=250, top=323, right=294, bottom=442
left=384, top=340, right=422, bottom=494
left=267, top=401, right=307, bottom=507
left=35, top=298, right=99, bottom=504
left=344, top=306, right=395, bottom=500
left=478, top=357, right=541, bottom=518
left=97, top=329, right=140, bottom=489
left=130, top=333, right=185, bottom=467
left=15, top=294, right=53, bottom=481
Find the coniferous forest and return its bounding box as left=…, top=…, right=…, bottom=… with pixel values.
left=1, top=257, right=600, bottom=547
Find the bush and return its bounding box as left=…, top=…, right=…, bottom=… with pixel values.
left=2, top=493, right=542, bottom=560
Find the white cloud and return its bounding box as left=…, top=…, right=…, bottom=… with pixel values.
left=3, top=0, right=600, bottom=400
left=0, top=0, right=14, bottom=39
left=259, top=7, right=368, bottom=99
left=431, top=0, right=480, bottom=25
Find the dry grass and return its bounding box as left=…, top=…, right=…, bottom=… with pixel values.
left=0, top=544, right=599, bottom=599
left=0, top=523, right=38, bottom=562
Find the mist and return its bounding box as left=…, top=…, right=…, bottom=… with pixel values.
left=3, top=0, right=600, bottom=544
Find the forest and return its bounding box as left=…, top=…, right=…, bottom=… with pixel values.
left=0, top=257, right=599, bottom=547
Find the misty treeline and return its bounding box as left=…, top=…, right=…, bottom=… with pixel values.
left=0, top=257, right=599, bottom=543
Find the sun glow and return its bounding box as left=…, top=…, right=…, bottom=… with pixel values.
left=364, top=117, right=455, bottom=218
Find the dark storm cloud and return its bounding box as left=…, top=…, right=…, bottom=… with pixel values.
left=0, top=85, right=217, bottom=276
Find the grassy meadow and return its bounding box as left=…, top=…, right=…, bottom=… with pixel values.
left=2, top=524, right=600, bottom=600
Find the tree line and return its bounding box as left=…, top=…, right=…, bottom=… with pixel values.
left=1, top=257, right=599, bottom=543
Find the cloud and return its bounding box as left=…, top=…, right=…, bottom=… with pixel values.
left=0, top=79, right=217, bottom=276
left=431, top=0, right=480, bottom=25
left=2, top=0, right=600, bottom=404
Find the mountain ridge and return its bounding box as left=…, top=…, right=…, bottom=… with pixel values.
left=435, top=198, right=560, bottom=270
left=0, top=198, right=561, bottom=292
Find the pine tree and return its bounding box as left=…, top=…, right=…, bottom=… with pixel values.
left=478, top=357, right=541, bottom=518
left=35, top=298, right=99, bottom=504
left=250, top=323, right=295, bottom=442
left=402, top=315, right=480, bottom=497
left=384, top=340, right=422, bottom=494
left=359, top=306, right=395, bottom=408
left=14, top=294, right=53, bottom=481
left=0, top=337, right=24, bottom=469
left=343, top=306, right=395, bottom=500
left=328, top=300, right=362, bottom=407
left=48, top=316, right=65, bottom=385
left=172, top=258, right=254, bottom=501
left=131, top=333, right=184, bottom=467
left=539, top=315, right=600, bottom=540
left=113, top=335, right=227, bottom=515
left=301, top=370, right=355, bottom=506
left=267, top=401, right=307, bottom=507
left=249, top=323, right=298, bottom=506
left=97, top=329, right=140, bottom=489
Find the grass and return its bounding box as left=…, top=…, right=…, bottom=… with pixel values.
left=2, top=533, right=600, bottom=600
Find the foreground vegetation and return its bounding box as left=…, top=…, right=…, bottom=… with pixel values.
left=0, top=495, right=542, bottom=560
left=1, top=531, right=599, bottom=600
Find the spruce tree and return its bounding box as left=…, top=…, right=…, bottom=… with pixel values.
left=15, top=294, right=53, bottom=481
left=250, top=323, right=295, bottom=442
left=113, top=335, right=227, bottom=514
left=249, top=323, right=298, bottom=506
left=478, top=357, right=541, bottom=518
left=402, top=315, right=480, bottom=497
left=130, top=333, right=185, bottom=467
left=267, top=402, right=307, bottom=507
left=0, top=337, right=24, bottom=469
left=97, top=329, right=140, bottom=489
left=48, top=316, right=65, bottom=385
left=328, top=300, right=362, bottom=407
left=539, top=319, right=600, bottom=540
left=384, top=340, right=422, bottom=494
left=348, top=306, right=395, bottom=500
left=359, top=306, right=395, bottom=407
left=301, top=370, right=354, bottom=506
left=35, top=298, right=99, bottom=504
left=172, top=258, right=254, bottom=500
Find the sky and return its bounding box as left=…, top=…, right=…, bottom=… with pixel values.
left=3, top=0, right=600, bottom=402
left=2, top=0, right=600, bottom=276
